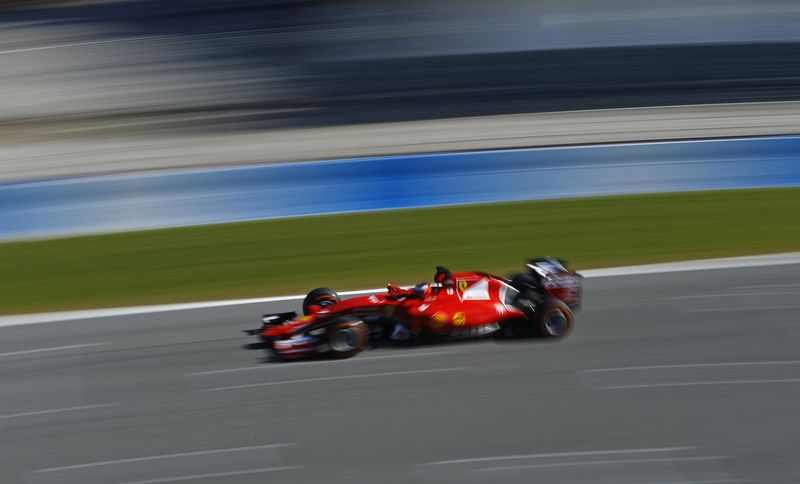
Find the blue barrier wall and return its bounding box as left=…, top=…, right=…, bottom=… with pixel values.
left=1, top=136, right=799, bottom=240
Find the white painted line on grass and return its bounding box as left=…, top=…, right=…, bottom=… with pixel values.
left=2, top=252, right=799, bottom=327
left=421, top=447, right=695, bottom=466
left=203, top=367, right=465, bottom=391
left=118, top=467, right=300, bottom=484
left=473, top=456, right=730, bottom=473
left=0, top=404, right=119, bottom=421
left=602, top=379, right=800, bottom=390
left=190, top=351, right=451, bottom=376
left=33, top=443, right=295, bottom=473
left=0, top=343, right=108, bottom=358
left=583, top=361, right=800, bottom=373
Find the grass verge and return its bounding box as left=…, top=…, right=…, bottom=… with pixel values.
left=1, top=187, right=798, bottom=315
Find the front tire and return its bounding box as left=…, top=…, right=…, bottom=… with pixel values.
left=303, top=287, right=341, bottom=315
left=327, top=317, right=369, bottom=359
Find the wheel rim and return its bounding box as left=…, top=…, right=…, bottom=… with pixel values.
left=543, top=310, right=569, bottom=336
left=330, top=327, right=358, bottom=352
left=315, top=297, right=336, bottom=307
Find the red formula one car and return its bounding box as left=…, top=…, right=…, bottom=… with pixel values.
left=245, top=257, right=582, bottom=360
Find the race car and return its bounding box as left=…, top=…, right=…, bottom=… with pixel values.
left=245, top=257, right=582, bottom=360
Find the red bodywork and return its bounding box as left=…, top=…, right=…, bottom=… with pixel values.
left=260, top=268, right=580, bottom=359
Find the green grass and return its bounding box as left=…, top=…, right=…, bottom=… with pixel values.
left=1, top=187, right=798, bottom=315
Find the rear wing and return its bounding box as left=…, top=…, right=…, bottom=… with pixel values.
left=527, top=257, right=582, bottom=310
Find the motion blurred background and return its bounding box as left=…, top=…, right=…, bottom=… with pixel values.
left=2, top=2, right=800, bottom=484
left=3, top=0, right=800, bottom=143
left=2, top=0, right=800, bottom=310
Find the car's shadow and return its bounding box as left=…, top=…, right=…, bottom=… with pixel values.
left=242, top=331, right=548, bottom=363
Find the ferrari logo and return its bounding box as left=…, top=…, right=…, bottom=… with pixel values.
left=458, top=280, right=468, bottom=292
left=452, top=312, right=466, bottom=326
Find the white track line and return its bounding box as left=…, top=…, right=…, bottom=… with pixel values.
left=672, top=291, right=800, bottom=299
left=734, top=283, right=800, bottom=290
left=580, top=252, right=800, bottom=278
left=0, top=343, right=108, bottom=357
left=602, top=379, right=800, bottom=390
left=2, top=252, right=799, bottom=327
left=421, top=447, right=694, bottom=466
left=33, top=443, right=294, bottom=473
left=545, top=481, right=744, bottom=484
left=686, top=305, right=800, bottom=312
left=118, top=467, right=300, bottom=484
left=0, top=404, right=119, bottom=421
left=583, top=361, right=800, bottom=373
left=0, top=288, right=388, bottom=328
left=203, top=367, right=465, bottom=391
left=0, top=36, right=164, bottom=55
left=190, top=351, right=450, bottom=376
left=473, top=456, right=730, bottom=473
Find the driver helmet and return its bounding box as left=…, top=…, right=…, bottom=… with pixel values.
left=412, top=282, right=431, bottom=299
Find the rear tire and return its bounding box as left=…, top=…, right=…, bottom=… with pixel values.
left=536, top=300, right=574, bottom=338
left=327, top=317, right=369, bottom=359
left=303, top=287, right=341, bottom=315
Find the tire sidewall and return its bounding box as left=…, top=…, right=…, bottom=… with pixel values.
left=536, top=300, right=574, bottom=338
left=327, top=318, right=368, bottom=358
left=302, top=287, right=341, bottom=315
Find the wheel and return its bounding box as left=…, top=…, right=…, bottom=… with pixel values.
left=302, top=287, right=341, bottom=315
left=536, top=300, right=574, bottom=338
left=327, top=317, right=369, bottom=359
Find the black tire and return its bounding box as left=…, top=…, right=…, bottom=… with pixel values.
left=327, top=317, right=369, bottom=359
left=302, top=287, right=341, bottom=315
left=535, top=300, right=574, bottom=339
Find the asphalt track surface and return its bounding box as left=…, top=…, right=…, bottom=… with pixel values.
left=1, top=264, right=799, bottom=484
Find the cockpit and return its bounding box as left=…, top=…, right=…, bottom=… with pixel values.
left=411, top=282, right=431, bottom=299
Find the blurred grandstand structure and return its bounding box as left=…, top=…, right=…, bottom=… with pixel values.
left=2, top=0, right=800, bottom=180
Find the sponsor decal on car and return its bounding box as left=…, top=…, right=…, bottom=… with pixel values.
left=431, top=311, right=449, bottom=328
left=457, top=278, right=490, bottom=301
left=384, top=306, right=395, bottom=316
left=452, top=312, right=466, bottom=326
left=450, top=323, right=499, bottom=337
left=391, top=323, right=411, bottom=341
left=274, top=334, right=318, bottom=349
